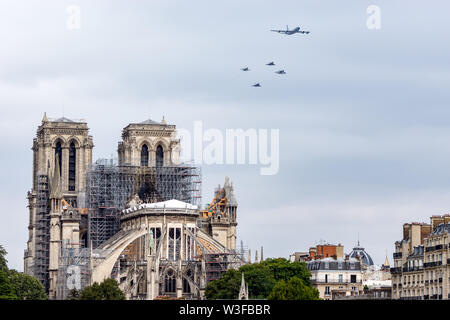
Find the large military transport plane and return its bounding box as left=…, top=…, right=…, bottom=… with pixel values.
left=271, top=26, right=310, bottom=35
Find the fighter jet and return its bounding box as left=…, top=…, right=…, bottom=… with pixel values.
left=271, top=25, right=310, bottom=35
left=266, top=62, right=275, bottom=66
left=241, top=67, right=250, bottom=71
left=275, top=70, right=286, bottom=75
left=252, top=83, right=261, bottom=87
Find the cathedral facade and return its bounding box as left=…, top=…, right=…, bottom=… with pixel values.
left=24, top=114, right=241, bottom=299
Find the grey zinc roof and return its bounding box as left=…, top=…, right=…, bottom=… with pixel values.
left=430, top=223, right=450, bottom=236
left=348, top=244, right=374, bottom=266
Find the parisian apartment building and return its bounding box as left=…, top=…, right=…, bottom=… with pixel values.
left=391, top=215, right=450, bottom=300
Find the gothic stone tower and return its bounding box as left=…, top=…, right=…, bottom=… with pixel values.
left=24, top=114, right=93, bottom=292
left=118, top=118, right=180, bottom=167
left=200, top=177, right=238, bottom=250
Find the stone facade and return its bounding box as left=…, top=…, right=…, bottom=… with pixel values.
left=118, top=118, right=180, bottom=167
left=306, top=257, right=364, bottom=300
left=391, top=215, right=450, bottom=300
left=24, top=114, right=240, bottom=299
left=24, top=115, right=93, bottom=287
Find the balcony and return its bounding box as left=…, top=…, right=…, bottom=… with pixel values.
left=390, top=267, right=402, bottom=274
left=426, top=244, right=446, bottom=252
left=403, top=266, right=424, bottom=273
left=393, top=252, right=402, bottom=259
left=311, top=279, right=362, bottom=285
left=424, top=261, right=442, bottom=268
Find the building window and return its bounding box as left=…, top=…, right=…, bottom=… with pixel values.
left=325, top=286, right=330, bottom=295
left=55, top=141, right=62, bottom=176
left=164, top=269, right=176, bottom=293
left=141, top=144, right=149, bottom=166
left=338, top=274, right=343, bottom=283
left=350, top=274, right=357, bottom=283
left=156, top=145, right=164, bottom=167
left=325, top=274, right=328, bottom=283
left=68, top=142, right=76, bottom=191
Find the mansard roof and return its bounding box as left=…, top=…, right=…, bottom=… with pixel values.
left=430, top=223, right=450, bottom=236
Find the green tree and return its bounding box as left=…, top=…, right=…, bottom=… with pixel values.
left=8, top=269, right=47, bottom=300
left=0, top=269, right=18, bottom=300
left=261, top=258, right=312, bottom=286
left=0, top=245, right=8, bottom=272
left=268, top=276, right=320, bottom=300
left=239, top=263, right=276, bottom=299
left=79, top=278, right=125, bottom=300
left=205, top=269, right=241, bottom=299
left=206, top=258, right=315, bottom=300
left=66, top=288, right=81, bottom=300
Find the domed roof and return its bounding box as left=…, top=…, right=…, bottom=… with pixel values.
left=348, top=241, right=374, bottom=266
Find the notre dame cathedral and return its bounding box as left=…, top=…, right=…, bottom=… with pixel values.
left=24, top=114, right=242, bottom=300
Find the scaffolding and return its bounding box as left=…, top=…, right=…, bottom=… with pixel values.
left=205, top=251, right=246, bottom=282
left=34, top=174, right=50, bottom=293
left=87, top=159, right=202, bottom=248
left=56, top=240, right=91, bottom=300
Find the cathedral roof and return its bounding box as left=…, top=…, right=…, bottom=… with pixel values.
left=139, top=118, right=162, bottom=125
left=53, top=117, right=74, bottom=122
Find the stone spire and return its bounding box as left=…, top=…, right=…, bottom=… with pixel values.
left=260, top=246, right=264, bottom=262
left=238, top=273, right=249, bottom=300
left=42, top=112, right=48, bottom=123
left=248, top=249, right=251, bottom=264
left=384, top=253, right=390, bottom=267
left=255, top=249, right=258, bottom=263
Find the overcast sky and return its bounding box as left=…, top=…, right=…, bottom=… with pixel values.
left=1, top=0, right=450, bottom=270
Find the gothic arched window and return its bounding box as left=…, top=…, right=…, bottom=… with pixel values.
left=141, top=144, right=149, bottom=166
left=164, top=269, right=176, bottom=293
left=156, top=145, right=163, bottom=167
left=55, top=141, right=62, bottom=176
left=68, top=142, right=76, bottom=191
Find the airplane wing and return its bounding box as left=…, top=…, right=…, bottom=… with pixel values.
left=271, top=30, right=286, bottom=34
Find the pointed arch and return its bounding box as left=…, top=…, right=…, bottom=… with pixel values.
left=164, top=268, right=176, bottom=293
left=156, top=145, right=164, bottom=167
left=141, top=144, right=149, bottom=166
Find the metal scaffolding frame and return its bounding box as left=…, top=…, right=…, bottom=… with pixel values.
left=34, top=174, right=50, bottom=293
left=87, top=159, right=202, bottom=248
left=204, top=251, right=246, bottom=282
left=56, top=240, right=92, bottom=300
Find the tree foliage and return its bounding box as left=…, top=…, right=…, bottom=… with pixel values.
left=205, top=258, right=318, bottom=300
left=0, top=245, right=8, bottom=272
left=268, top=276, right=320, bottom=300
left=8, top=269, right=47, bottom=300
left=0, top=244, right=47, bottom=300
left=78, top=278, right=125, bottom=300
left=0, top=269, right=17, bottom=300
